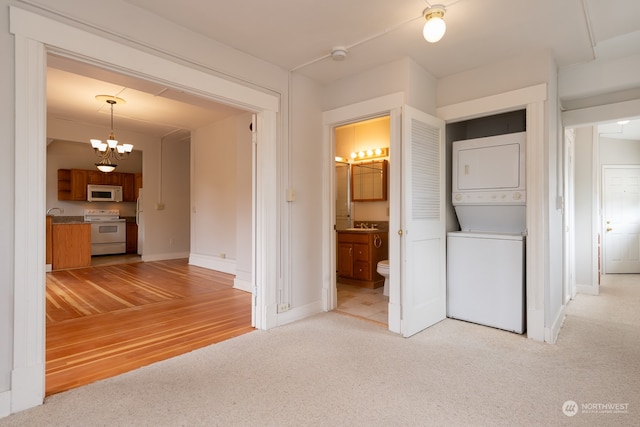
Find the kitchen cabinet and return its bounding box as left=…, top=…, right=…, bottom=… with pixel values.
left=337, top=230, right=388, bottom=288
left=122, top=173, right=136, bottom=202
left=58, top=168, right=139, bottom=202
left=57, top=169, right=88, bottom=201
left=52, top=223, right=91, bottom=270
left=126, top=222, right=138, bottom=253
left=88, top=170, right=124, bottom=187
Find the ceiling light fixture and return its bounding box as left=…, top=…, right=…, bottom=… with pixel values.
left=423, top=5, right=447, bottom=43
left=617, top=120, right=630, bottom=125
left=90, top=95, right=134, bottom=173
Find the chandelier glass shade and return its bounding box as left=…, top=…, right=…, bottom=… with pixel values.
left=91, top=96, right=133, bottom=173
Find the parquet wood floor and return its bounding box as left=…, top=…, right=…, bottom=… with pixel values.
left=45, top=259, right=253, bottom=396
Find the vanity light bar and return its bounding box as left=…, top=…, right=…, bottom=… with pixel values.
left=349, top=147, right=388, bottom=160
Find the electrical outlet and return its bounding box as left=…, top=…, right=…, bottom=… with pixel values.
left=156, top=203, right=165, bottom=210
left=277, top=303, right=289, bottom=313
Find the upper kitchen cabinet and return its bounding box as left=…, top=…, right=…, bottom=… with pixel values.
left=122, top=173, right=136, bottom=201
left=58, top=168, right=140, bottom=202
left=87, top=170, right=123, bottom=186
left=58, top=169, right=87, bottom=201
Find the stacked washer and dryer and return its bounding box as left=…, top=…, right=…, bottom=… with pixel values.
left=447, top=131, right=527, bottom=334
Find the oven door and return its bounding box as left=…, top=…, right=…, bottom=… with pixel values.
left=90, top=221, right=126, bottom=255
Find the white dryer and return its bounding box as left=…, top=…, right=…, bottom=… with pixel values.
left=447, top=131, right=527, bottom=333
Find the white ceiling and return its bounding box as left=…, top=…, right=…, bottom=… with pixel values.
left=47, top=0, right=640, bottom=141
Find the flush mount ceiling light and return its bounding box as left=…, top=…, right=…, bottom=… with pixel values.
left=423, top=4, right=447, bottom=43
left=91, top=95, right=134, bottom=173
left=331, top=46, right=348, bottom=61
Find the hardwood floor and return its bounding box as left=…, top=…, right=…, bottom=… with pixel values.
left=46, top=259, right=253, bottom=396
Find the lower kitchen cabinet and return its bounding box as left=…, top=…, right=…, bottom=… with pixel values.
left=337, top=230, right=388, bottom=288
left=52, top=223, right=91, bottom=270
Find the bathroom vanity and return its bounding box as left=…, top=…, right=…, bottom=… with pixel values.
left=337, top=229, right=388, bottom=288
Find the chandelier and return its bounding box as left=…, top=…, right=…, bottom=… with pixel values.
left=90, top=95, right=133, bottom=173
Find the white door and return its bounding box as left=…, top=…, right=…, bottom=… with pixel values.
left=603, top=166, right=640, bottom=273
left=400, top=106, right=446, bottom=337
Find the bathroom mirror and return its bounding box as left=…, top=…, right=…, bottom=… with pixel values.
left=351, top=160, right=387, bottom=201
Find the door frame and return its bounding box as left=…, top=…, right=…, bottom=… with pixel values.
left=563, top=130, right=577, bottom=303
left=322, top=93, right=404, bottom=333
left=10, top=6, right=279, bottom=413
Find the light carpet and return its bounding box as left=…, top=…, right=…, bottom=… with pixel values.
left=1, top=274, right=639, bottom=426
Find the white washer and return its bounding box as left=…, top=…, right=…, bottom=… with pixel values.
left=447, top=231, right=525, bottom=333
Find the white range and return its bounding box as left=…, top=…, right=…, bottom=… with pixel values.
left=84, top=209, right=127, bottom=256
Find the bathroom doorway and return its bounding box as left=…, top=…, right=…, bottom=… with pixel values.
left=333, top=116, right=391, bottom=325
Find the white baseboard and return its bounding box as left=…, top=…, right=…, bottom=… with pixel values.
left=141, top=251, right=190, bottom=263
left=545, top=304, right=566, bottom=344
left=0, top=390, right=10, bottom=419
left=188, top=253, right=236, bottom=275
left=276, top=301, right=323, bottom=326
left=233, top=277, right=251, bottom=293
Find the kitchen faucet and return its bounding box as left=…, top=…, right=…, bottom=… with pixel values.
left=46, top=207, right=64, bottom=215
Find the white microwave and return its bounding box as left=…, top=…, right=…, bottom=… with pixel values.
left=87, top=185, right=123, bottom=202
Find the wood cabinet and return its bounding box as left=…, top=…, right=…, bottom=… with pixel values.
left=58, top=169, right=140, bottom=202
left=337, top=231, right=388, bottom=288
left=58, top=169, right=88, bottom=201
left=52, top=223, right=92, bottom=270
left=126, top=222, right=138, bottom=254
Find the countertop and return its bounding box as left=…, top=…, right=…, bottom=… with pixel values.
left=337, top=228, right=387, bottom=234
left=47, top=215, right=137, bottom=224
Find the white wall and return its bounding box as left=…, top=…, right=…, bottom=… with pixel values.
left=235, top=114, right=253, bottom=288
left=574, top=126, right=598, bottom=290
left=190, top=113, right=252, bottom=278
left=286, top=72, right=324, bottom=312
left=437, top=50, right=555, bottom=108
left=546, top=60, right=564, bottom=339
left=323, top=57, right=437, bottom=114
left=0, top=0, right=13, bottom=408
left=600, top=137, right=640, bottom=163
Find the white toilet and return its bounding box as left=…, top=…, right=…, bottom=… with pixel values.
left=376, top=260, right=390, bottom=296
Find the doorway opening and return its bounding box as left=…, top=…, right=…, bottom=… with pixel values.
left=43, top=56, right=257, bottom=395
left=333, top=116, right=391, bottom=326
